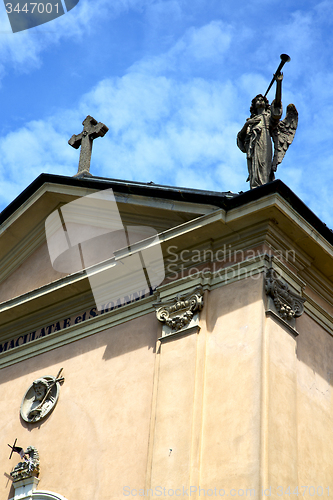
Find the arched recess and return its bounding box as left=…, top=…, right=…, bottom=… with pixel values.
left=32, top=491, right=69, bottom=500
left=9, top=476, right=69, bottom=500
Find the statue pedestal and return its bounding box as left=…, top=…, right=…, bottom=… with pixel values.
left=12, top=477, right=39, bottom=500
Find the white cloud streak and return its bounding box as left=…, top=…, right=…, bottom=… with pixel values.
left=1, top=2, right=333, bottom=231
left=0, top=0, right=155, bottom=80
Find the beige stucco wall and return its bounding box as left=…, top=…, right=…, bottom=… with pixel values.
left=200, top=276, right=264, bottom=494
left=150, top=330, right=198, bottom=490
left=263, top=315, right=298, bottom=496
left=296, top=313, right=333, bottom=493
left=1, top=313, right=158, bottom=500
left=2, top=273, right=333, bottom=500
left=3, top=178, right=333, bottom=500
left=149, top=275, right=333, bottom=498
left=147, top=276, right=265, bottom=497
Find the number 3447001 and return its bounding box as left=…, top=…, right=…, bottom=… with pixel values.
left=6, top=3, right=60, bottom=14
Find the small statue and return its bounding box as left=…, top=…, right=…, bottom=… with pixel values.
left=237, top=55, right=298, bottom=189
left=10, top=446, right=40, bottom=482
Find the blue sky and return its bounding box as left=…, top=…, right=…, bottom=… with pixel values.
left=0, top=0, right=333, bottom=227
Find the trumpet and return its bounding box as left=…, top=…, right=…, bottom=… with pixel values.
left=264, top=54, right=290, bottom=98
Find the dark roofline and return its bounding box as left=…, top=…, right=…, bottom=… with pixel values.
left=1, top=173, right=333, bottom=246
left=0, top=173, right=236, bottom=224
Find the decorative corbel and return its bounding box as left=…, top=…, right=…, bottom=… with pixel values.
left=155, top=286, right=204, bottom=340
left=265, top=268, right=305, bottom=332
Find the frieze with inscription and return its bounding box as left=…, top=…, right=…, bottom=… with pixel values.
left=0, top=288, right=154, bottom=356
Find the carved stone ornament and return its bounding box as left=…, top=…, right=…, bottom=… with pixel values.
left=155, top=287, right=204, bottom=332
left=265, top=269, right=305, bottom=321
left=10, top=446, right=39, bottom=482
left=20, top=369, right=64, bottom=423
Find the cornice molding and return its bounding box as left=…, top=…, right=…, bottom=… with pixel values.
left=226, top=193, right=333, bottom=264
left=1, top=251, right=333, bottom=368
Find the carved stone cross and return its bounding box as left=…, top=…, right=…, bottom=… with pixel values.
left=69, top=115, right=109, bottom=176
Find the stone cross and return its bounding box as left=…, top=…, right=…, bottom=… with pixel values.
left=69, top=115, right=109, bottom=176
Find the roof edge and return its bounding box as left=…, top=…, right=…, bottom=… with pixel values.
left=1, top=173, right=332, bottom=247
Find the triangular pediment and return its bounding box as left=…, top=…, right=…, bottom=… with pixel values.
left=0, top=174, right=220, bottom=305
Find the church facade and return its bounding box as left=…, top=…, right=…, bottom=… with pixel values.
left=1, top=173, right=333, bottom=500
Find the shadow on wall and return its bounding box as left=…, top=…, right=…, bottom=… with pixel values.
left=0, top=312, right=158, bottom=386
left=296, top=312, right=333, bottom=391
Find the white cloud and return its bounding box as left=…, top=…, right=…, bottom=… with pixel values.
left=2, top=3, right=333, bottom=232
left=177, top=21, right=232, bottom=61
left=132, top=20, right=233, bottom=75
left=0, top=119, right=76, bottom=206
left=0, top=21, right=247, bottom=210
left=0, top=0, right=156, bottom=81
left=0, top=10, right=41, bottom=77
left=79, top=70, right=245, bottom=191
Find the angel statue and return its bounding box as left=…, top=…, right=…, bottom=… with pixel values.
left=237, top=67, right=298, bottom=189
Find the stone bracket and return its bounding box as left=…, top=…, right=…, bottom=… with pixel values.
left=155, top=286, right=204, bottom=340
left=265, top=268, right=305, bottom=329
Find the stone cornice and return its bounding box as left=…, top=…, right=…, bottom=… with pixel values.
left=2, top=185, right=333, bottom=298
left=226, top=192, right=333, bottom=261
left=2, top=182, right=333, bottom=368
left=1, top=251, right=333, bottom=368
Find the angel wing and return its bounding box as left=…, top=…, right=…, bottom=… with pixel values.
left=272, top=103, right=298, bottom=171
